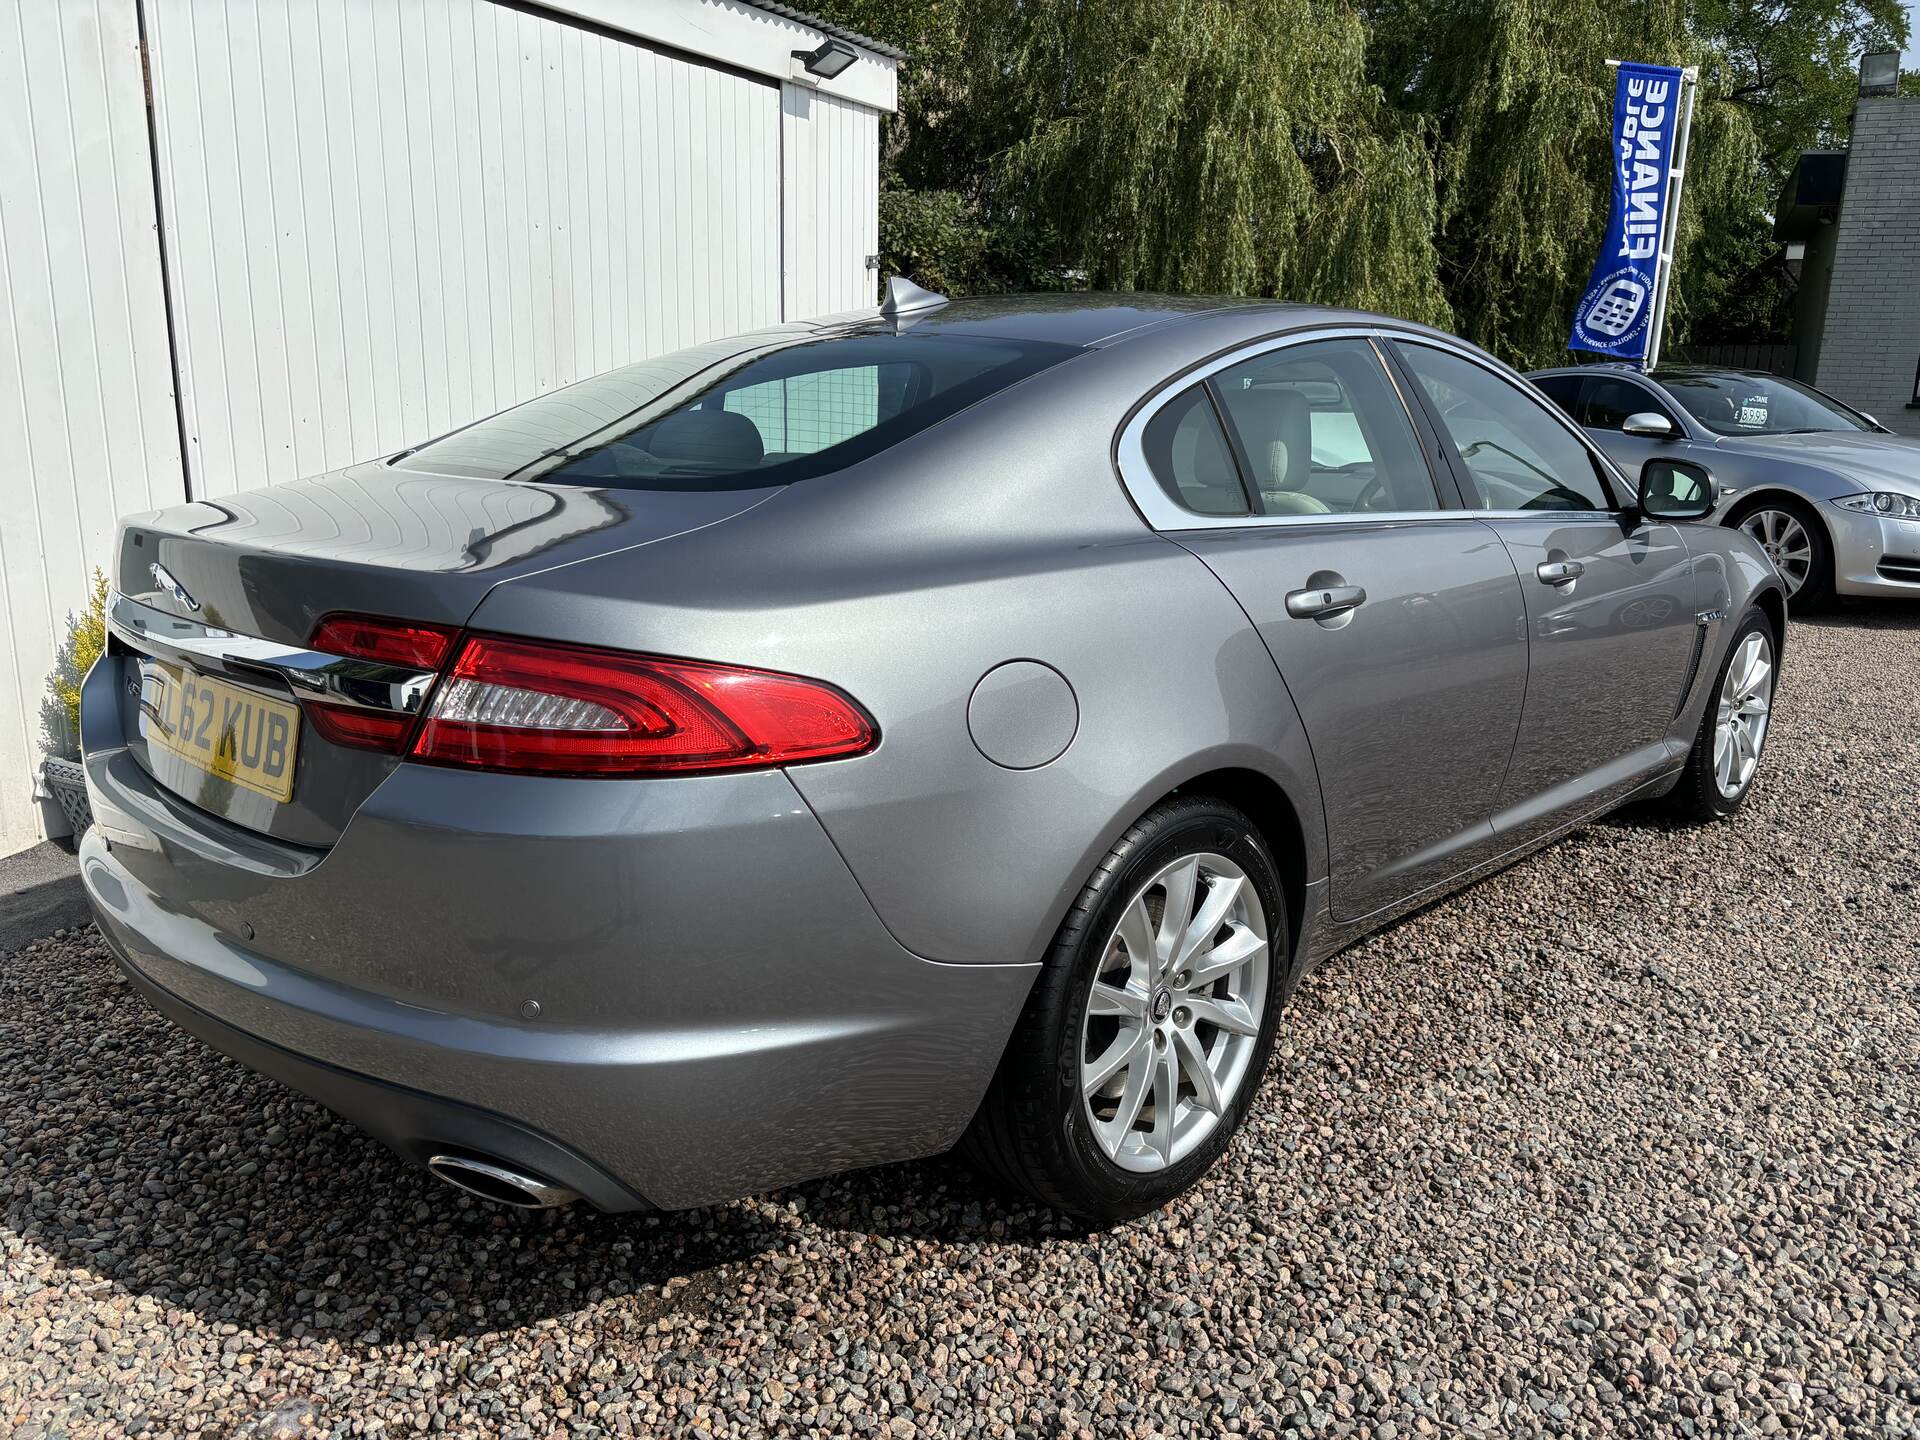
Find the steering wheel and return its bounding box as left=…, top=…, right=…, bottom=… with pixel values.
left=1354, top=473, right=1393, bottom=512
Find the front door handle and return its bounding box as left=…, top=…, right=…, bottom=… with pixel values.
left=1536, top=559, right=1585, bottom=585
left=1285, top=584, right=1367, bottom=620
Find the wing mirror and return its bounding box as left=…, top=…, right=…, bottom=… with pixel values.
left=1621, top=411, right=1676, bottom=440
left=1637, top=457, right=1717, bottom=521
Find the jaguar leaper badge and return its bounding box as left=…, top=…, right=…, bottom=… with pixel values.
left=150, top=561, right=200, bottom=612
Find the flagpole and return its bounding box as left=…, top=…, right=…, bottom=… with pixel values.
left=1635, top=63, right=1698, bottom=374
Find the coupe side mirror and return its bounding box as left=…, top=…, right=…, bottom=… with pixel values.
left=1638, top=457, right=1716, bottom=521
left=1621, top=411, right=1676, bottom=440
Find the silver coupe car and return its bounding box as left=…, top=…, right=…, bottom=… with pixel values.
left=1528, top=364, right=1920, bottom=607
left=80, top=287, right=1784, bottom=1223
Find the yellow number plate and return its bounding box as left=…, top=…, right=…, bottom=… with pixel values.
left=140, top=662, right=300, bottom=804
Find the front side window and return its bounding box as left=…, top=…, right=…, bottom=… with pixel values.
left=1654, top=371, right=1873, bottom=437
left=395, top=331, right=1075, bottom=489
left=1396, top=343, right=1612, bottom=512
left=1211, top=338, right=1440, bottom=515
left=1582, top=375, right=1675, bottom=431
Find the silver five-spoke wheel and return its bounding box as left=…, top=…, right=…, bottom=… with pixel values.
left=1738, top=509, right=1813, bottom=599
left=1713, top=629, right=1773, bottom=799
left=1079, top=852, right=1269, bottom=1173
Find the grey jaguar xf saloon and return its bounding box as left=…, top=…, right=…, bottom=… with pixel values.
left=80, top=287, right=1784, bottom=1222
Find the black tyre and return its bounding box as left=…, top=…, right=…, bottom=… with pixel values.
left=964, top=796, right=1287, bottom=1224
left=1731, top=497, right=1833, bottom=610
left=1667, top=609, right=1777, bottom=823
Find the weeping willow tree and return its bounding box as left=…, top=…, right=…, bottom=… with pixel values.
left=810, top=0, right=1904, bottom=359
left=978, top=0, right=1452, bottom=323
left=1367, top=0, right=1761, bottom=366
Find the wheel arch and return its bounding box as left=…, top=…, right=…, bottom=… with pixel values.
left=1721, top=484, right=1833, bottom=553
left=1165, top=766, right=1311, bottom=962
left=1030, top=755, right=1321, bottom=976
left=1722, top=484, right=1837, bottom=605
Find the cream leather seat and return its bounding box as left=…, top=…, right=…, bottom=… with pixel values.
left=1238, top=390, right=1331, bottom=515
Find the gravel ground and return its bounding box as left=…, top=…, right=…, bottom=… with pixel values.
left=4, top=607, right=1917, bottom=1439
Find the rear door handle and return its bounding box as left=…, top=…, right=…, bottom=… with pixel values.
left=1536, top=559, right=1585, bottom=585
left=1285, top=584, right=1367, bottom=620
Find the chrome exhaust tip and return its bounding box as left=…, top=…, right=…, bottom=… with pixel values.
left=427, top=1154, right=580, bottom=1209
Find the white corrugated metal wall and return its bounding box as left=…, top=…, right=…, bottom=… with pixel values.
left=0, top=0, right=186, bottom=854
left=0, top=0, right=891, bottom=853
left=146, top=0, right=789, bottom=499
left=782, top=84, right=881, bottom=320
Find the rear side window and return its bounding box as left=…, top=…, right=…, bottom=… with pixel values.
left=1211, top=338, right=1439, bottom=514
left=1531, top=374, right=1583, bottom=416
left=1142, top=387, right=1247, bottom=516
left=396, top=331, right=1075, bottom=489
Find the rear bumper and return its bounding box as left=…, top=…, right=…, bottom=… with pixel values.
left=1828, top=503, right=1920, bottom=596
left=100, top=932, right=652, bottom=1211
left=79, top=687, right=1038, bottom=1210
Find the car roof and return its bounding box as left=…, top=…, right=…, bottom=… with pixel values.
left=822, top=293, right=1438, bottom=350
left=1525, top=362, right=1657, bottom=380
left=1526, top=364, right=1791, bottom=388
left=1648, top=367, right=1782, bottom=384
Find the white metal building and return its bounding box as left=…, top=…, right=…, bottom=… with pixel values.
left=0, top=0, right=898, bottom=855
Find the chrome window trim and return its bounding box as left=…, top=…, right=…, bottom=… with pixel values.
left=1461, top=510, right=1639, bottom=522
left=107, top=591, right=439, bottom=715
left=1116, top=325, right=1634, bottom=533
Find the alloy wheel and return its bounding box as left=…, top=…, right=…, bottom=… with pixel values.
left=1713, top=629, right=1774, bottom=799
left=1079, top=852, right=1270, bottom=1173
left=1739, top=509, right=1813, bottom=598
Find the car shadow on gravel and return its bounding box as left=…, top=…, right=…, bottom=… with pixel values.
left=1796, top=597, right=1919, bottom=630
left=3, top=938, right=1074, bottom=1349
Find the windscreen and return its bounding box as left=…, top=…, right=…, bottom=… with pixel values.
left=394, top=329, right=1077, bottom=489
left=1655, top=373, right=1874, bottom=437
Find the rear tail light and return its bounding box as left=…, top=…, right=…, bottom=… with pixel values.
left=300, top=615, right=873, bottom=774
left=410, top=635, right=876, bottom=777
left=304, top=703, right=416, bottom=751
left=310, top=614, right=455, bottom=670
left=303, top=614, right=458, bottom=754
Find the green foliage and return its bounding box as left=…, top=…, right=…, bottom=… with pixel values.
left=878, top=188, right=1067, bottom=294
left=985, top=0, right=1450, bottom=324
left=810, top=0, right=1911, bottom=358
left=44, top=569, right=110, bottom=760
left=1369, top=0, right=1767, bottom=364
left=1701, top=0, right=1912, bottom=178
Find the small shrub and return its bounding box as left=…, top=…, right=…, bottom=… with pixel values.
left=44, top=568, right=110, bottom=760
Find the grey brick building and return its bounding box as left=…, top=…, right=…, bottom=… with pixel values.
left=1776, top=60, right=1920, bottom=436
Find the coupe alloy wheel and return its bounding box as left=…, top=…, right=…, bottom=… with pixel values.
left=1739, top=509, right=1814, bottom=598
left=1713, top=629, right=1774, bottom=799
left=1079, top=852, right=1269, bottom=1173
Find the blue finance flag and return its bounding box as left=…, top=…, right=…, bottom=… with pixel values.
left=1568, top=62, right=1686, bottom=360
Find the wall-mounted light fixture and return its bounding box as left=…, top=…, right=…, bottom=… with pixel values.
left=794, top=39, right=858, bottom=81
left=1859, top=50, right=1901, bottom=96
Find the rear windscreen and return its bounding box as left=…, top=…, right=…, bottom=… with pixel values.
left=394, top=328, right=1077, bottom=490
